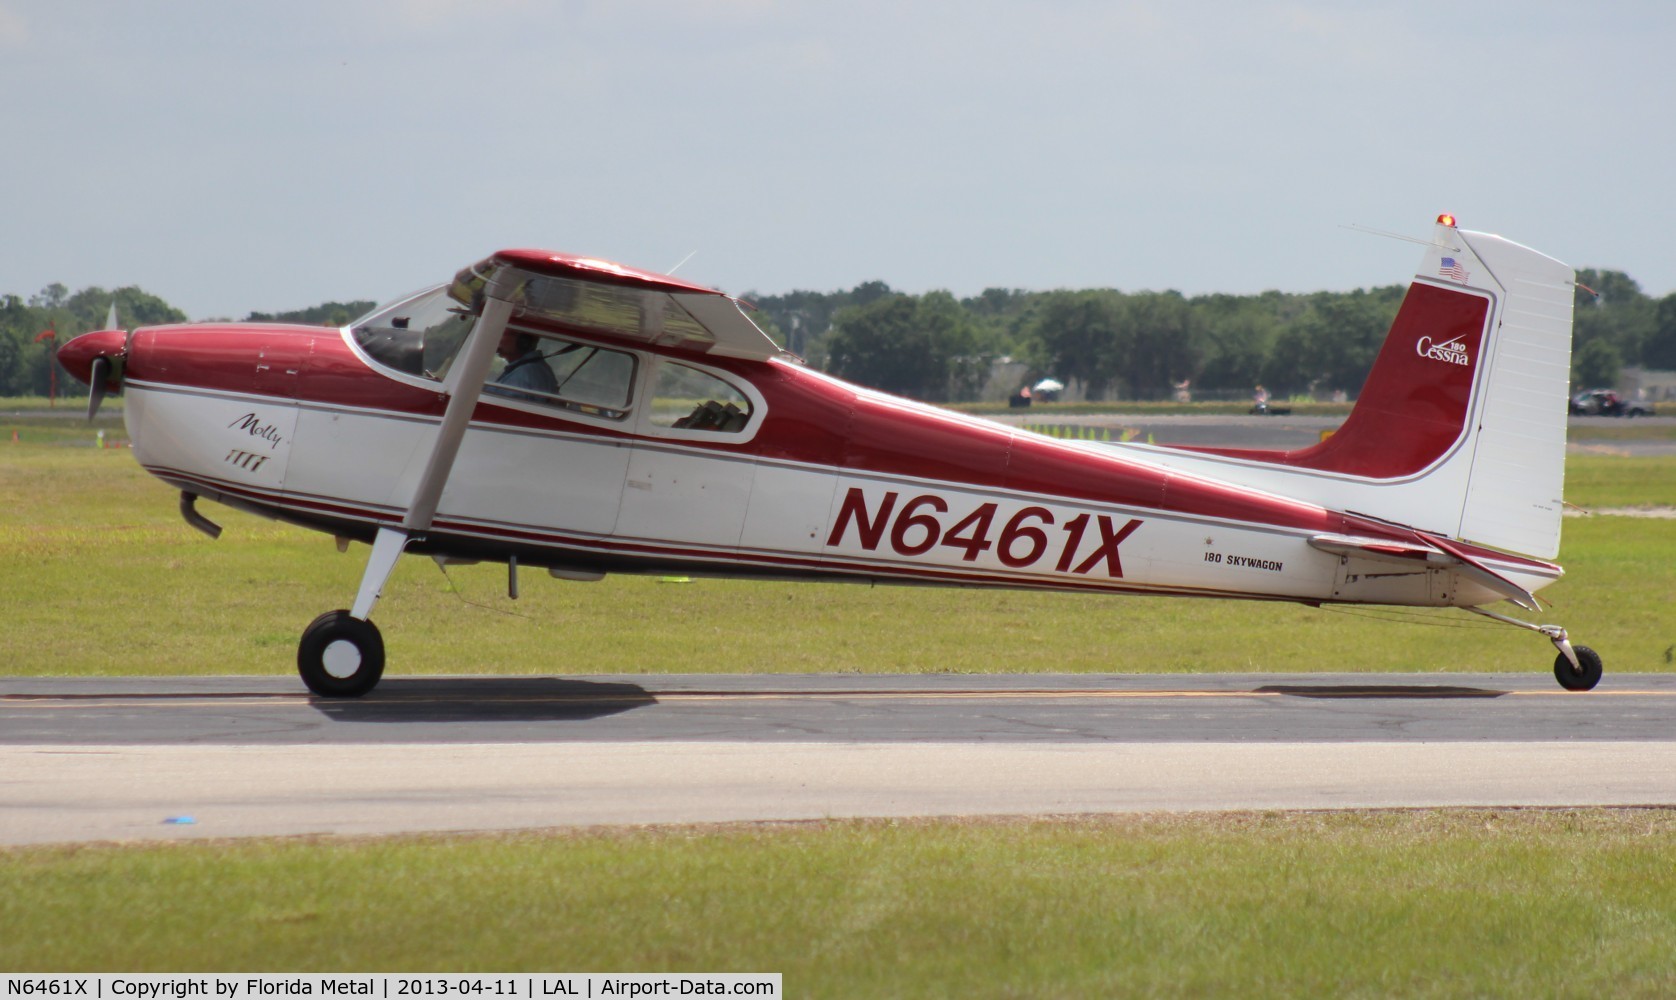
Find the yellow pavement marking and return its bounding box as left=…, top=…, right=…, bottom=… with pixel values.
left=1, top=687, right=1670, bottom=710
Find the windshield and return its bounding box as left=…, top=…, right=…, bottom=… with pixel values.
left=351, top=285, right=477, bottom=380
left=352, top=282, right=639, bottom=419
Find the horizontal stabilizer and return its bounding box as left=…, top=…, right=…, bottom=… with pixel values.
left=1308, top=532, right=1540, bottom=610
left=1307, top=533, right=1435, bottom=564
left=1423, top=533, right=1541, bottom=611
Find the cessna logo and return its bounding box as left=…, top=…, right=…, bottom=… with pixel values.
left=1416, top=336, right=1471, bottom=366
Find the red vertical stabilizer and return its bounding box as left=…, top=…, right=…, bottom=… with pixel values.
left=1186, top=281, right=1492, bottom=478
left=1136, top=219, right=1575, bottom=558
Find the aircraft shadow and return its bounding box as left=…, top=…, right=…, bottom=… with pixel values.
left=1252, top=684, right=1507, bottom=700
left=308, top=677, right=656, bottom=724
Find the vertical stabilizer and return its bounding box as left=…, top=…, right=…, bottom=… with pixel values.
left=1129, top=217, right=1576, bottom=559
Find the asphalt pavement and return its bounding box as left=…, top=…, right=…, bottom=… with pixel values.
left=6, top=673, right=1675, bottom=846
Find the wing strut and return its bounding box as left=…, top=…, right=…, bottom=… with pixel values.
left=347, top=284, right=518, bottom=623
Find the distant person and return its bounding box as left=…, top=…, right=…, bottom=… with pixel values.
left=489, top=331, right=559, bottom=401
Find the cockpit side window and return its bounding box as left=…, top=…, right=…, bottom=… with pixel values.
left=485, top=328, right=637, bottom=420
left=647, top=362, right=753, bottom=433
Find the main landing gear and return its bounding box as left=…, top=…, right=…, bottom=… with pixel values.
left=1554, top=645, right=1604, bottom=692
left=298, top=610, right=385, bottom=698
left=295, top=290, right=515, bottom=698
left=1469, top=606, right=1603, bottom=691
left=298, top=526, right=406, bottom=698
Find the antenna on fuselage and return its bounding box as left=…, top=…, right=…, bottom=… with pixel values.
left=1341, top=219, right=1462, bottom=252
left=666, top=249, right=699, bottom=275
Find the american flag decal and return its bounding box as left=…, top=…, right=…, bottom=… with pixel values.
left=1440, top=257, right=1469, bottom=282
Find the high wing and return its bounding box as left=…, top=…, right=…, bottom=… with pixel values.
left=464, top=250, right=785, bottom=362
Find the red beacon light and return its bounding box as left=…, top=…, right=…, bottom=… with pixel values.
left=1436, top=213, right=1458, bottom=227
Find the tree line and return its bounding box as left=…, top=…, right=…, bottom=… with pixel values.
left=0, top=286, right=373, bottom=398
left=3, top=269, right=1670, bottom=403
left=744, top=266, right=1676, bottom=403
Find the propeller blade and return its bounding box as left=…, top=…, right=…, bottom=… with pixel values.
left=87, top=356, right=110, bottom=421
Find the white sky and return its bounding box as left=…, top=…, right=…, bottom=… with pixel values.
left=2, top=0, right=1672, bottom=319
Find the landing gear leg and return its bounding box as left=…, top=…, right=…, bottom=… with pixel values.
left=298, top=527, right=407, bottom=698
left=1468, top=606, right=1603, bottom=692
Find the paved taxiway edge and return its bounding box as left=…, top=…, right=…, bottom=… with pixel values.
left=6, top=740, right=1676, bottom=846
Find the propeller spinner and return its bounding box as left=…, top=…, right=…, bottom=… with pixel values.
left=56, top=328, right=128, bottom=419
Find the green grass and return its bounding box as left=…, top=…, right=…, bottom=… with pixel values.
left=4, top=810, right=1676, bottom=995
left=0, top=412, right=125, bottom=446
left=1564, top=454, right=1676, bottom=509
left=6, top=446, right=1676, bottom=991
left=3, top=444, right=1674, bottom=678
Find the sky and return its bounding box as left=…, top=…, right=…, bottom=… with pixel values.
left=3, top=0, right=1674, bottom=320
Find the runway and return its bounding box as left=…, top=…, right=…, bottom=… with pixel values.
left=5, top=673, right=1676, bottom=846
left=983, top=412, right=1676, bottom=455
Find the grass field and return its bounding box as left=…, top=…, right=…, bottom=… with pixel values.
left=5, top=434, right=1676, bottom=992
left=2, top=441, right=1674, bottom=678
left=6, top=810, right=1676, bottom=995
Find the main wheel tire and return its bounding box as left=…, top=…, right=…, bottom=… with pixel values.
left=298, top=610, right=385, bottom=698
left=1554, top=645, right=1603, bottom=692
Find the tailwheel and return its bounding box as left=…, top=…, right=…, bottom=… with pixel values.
left=298, top=610, right=385, bottom=697
left=1554, top=645, right=1603, bottom=692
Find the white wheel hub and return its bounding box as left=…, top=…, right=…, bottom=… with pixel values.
left=322, top=638, right=364, bottom=679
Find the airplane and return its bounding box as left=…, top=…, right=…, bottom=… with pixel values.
left=56, top=214, right=1602, bottom=697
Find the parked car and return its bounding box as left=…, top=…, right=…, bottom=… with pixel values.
left=1569, top=389, right=1654, bottom=417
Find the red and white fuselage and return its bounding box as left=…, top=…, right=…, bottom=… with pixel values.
left=57, top=218, right=1588, bottom=694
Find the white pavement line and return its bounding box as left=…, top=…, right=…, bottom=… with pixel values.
left=5, top=741, right=1676, bottom=846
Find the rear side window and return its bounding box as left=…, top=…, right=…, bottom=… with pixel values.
left=647, top=362, right=752, bottom=433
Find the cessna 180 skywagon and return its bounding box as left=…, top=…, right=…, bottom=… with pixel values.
left=58, top=215, right=1602, bottom=696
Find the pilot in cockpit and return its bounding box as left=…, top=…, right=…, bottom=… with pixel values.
left=489, top=330, right=560, bottom=401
